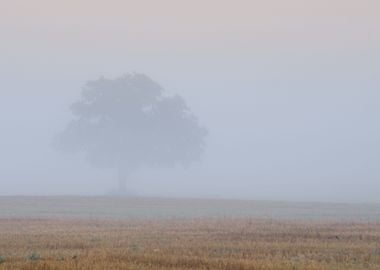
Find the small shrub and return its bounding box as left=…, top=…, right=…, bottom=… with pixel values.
left=28, top=253, right=41, bottom=261
left=130, top=243, right=139, bottom=252
left=57, top=255, right=65, bottom=261
left=0, top=255, right=5, bottom=264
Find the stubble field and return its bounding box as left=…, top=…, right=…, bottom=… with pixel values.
left=1, top=197, right=380, bottom=270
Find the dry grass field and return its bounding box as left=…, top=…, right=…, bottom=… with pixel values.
left=1, top=218, right=380, bottom=270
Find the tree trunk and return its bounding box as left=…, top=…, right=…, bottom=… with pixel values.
left=118, top=167, right=128, bottom=194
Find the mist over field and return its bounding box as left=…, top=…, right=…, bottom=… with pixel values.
left=1, top=0, right=380, bottom=203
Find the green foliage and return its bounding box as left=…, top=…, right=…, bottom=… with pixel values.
left=57, top=255, right=65, bottom=261
left=0, top=255, right=5, bottom=264
left=130, top=243, right=139, bottom=252
left=28, top=253, right=41, bottom=261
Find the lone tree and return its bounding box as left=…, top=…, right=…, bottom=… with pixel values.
left=56, top=73, right=207, bottom=193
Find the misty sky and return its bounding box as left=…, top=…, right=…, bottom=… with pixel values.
left=1, top=0, right=380, bottom=202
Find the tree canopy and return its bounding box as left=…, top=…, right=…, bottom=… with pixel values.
left=57, top=73, right=207, bottom=191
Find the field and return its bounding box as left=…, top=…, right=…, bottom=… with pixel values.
left=1, top=197, right=380, bottom=270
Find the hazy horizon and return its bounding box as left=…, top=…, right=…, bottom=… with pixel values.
left=1, top=0, right=380, bottom=203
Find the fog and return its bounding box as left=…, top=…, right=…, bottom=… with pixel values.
left=1, top=0, right=380, bottom=203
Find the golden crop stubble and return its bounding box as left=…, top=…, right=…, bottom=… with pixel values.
left=0, top=218, right=379, bottom=270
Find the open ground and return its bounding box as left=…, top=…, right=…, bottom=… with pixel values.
left=1, top=197, right=380, bottom=270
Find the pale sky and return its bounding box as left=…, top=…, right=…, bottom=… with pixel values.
left=1, top=0, right=380, bottom=202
